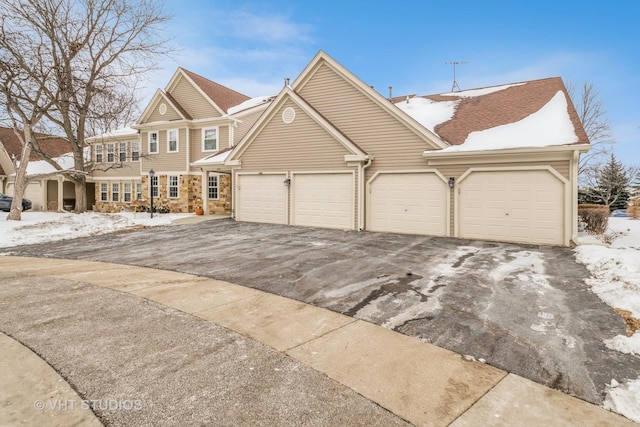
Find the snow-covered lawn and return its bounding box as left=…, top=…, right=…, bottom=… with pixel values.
left=1, top=212, right=639, bottom=421
left=575, top=217, right=640, bottom=422
left=0, top=211, right=194, bottom=248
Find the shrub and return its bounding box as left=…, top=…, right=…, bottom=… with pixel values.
left=628, top=197, right=640, bottom=220
left=578, top=204, right=609, bottom=234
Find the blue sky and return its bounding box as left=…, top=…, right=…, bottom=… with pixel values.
left=153, top=0, right=639, bottom=166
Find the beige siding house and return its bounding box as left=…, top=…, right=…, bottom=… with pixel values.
left=87, top=68, right=270, bottom=214
left=226, top=51, right=590, bottom=246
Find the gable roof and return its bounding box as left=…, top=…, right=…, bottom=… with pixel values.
left=137, top=89, right=191, bottom=124
left=397, top=77, right=589, bottom=152
left=180, top=68, right=251, bottom=114
left=228, top=86, right=368, bottom=163
left=292, top=51, right=449, bottom=151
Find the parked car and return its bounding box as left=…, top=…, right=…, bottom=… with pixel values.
left=0, top=192, right=32, bottom=212
left=611, top=209, right=628, bottom=217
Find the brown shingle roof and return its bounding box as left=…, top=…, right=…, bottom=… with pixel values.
left=181, top=68, right=251, bottom=113
left=0, top=127, right=69, bottom=162
left=417, top=77, right=589, bottom=147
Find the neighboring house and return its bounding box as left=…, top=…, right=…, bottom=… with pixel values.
left=226, top=51, right=590, bottom=246
left=87, top=67, right=272, bottom=213
left=0, top=127, right=79, bottom=211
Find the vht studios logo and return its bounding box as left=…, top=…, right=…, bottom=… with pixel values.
left=34, top=399, right=144, bottom=411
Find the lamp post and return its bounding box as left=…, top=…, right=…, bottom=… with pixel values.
left=149, top=169, right=155, bottom=219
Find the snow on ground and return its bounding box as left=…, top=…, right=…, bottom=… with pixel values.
left=0, top=211, right=193, bottom=249
left=1, top=211, right=639, bottom=421
left=575, top=217, right=640, bottom=422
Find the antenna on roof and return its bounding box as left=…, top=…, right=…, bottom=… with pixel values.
left=445, top=61, right=468, bottom=92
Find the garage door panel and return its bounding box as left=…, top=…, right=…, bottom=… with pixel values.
left=370, top=173, right=447, bottom=236
left=293, top=173, right=353, bottom=230
left=237, top=174, right=287, bottom=224
left=459, top=170, right=564, bottom=245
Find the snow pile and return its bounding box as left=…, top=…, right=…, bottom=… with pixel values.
left=441, top=91, right=579, bottom=152
left=575, top=217, right=640, bottom=422
left=440, top=82, right=525, bottom=98
left=0, top=211, right=190, bottom=248
left=395, top=97, right=458, bottom=133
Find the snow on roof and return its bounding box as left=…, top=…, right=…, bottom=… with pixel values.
left=227, top=96, right=274, bottom=115
left=440, top=83, right=525, bottom=98
left=101, top=127, right=138, bottom=137
left=192, top=150, right=231, bottom=165
left=395, top=97, right=458, bottom=133
left=24, top=152, right=75, bottom=175
left=439, top=91, right=578, bottom=152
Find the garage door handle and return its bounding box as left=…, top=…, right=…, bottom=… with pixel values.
left=505, top=213, right=509, bottom=216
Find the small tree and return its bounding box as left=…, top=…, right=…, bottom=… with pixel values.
left=594, top=154, right=630, bottom=211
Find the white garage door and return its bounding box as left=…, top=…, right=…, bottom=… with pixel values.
left=369, top=173, right=447, bottom=236
left=292, top=173, right=353, bottom=229
left=236, top=174, right=287, bottom=224
left=459, top=170, right=564, bottom=245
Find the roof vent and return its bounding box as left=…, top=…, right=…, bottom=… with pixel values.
left=282, top=107, right=295, bottom=124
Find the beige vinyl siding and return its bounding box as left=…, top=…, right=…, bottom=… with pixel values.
left=299, top=63, right=433, bottom=182
left=91, top=164, right=141, bottom=178
left=239, top=101, right=352, bottom=171
left=146, top=99, right=182, bottom=123
left=140, top=131, right=188, bottom=172
left=234, top=108, right=265, bottom=145
left=189, top=126, right=231, bottom=171
left=433, top=160, right=571, bottom=181
left=170, top=75, right=220, bottom=119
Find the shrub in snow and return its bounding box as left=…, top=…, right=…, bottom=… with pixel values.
left=578, top=204, right=609, bottom=234
left=628, top=197, right=640, bottom=220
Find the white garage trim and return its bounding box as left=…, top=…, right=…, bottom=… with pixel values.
left=290, top=170, right=356, bottom=230
left=235, top=172, right=289, bottom=224
left=366, top=170, right=450, bottom=236
left=456, top=166, right=570, bottom=246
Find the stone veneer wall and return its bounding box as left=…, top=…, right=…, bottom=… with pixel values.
left=94, top=173, right=231, bottom=214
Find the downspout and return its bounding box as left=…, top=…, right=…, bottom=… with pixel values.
left=359, top=157, right=373, bottom=231
left=571, top=150, right=580, bottom=246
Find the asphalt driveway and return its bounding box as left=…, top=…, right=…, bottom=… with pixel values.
left=3, top=218, right=638, bottom=404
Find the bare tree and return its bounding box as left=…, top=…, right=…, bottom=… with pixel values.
left=0, top=0, right=171, bottom=213
left=567, top=81, right=614, bottom=180
left=0, top=27, right=56, bottom=220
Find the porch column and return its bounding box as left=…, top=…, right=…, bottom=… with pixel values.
left=201, top=171, right=209, bottom=214
left=57, top=177, right=64, bottom=212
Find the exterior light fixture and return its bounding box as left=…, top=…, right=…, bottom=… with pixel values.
left=149, top=169, right=156, bottom=218
left=284, top=178, right=291, bottom=187
left=448, top=177, right=455, bottom=188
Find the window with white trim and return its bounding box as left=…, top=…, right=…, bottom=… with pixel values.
left=123, top=183, right=132, bottom=202
left=168, top=175, right=179, bottom=198
left=136, top=182, right=142, bottom=199
left=111, top=182, right=120, bottom=202
left=100, top=183, right=108, bottom=201
left=208, top=175, right=219, bottom=199
left=95, top=145, right=103, bottom=163
left=131, top=141, right=140, bottom=161
left=168, top=129, right=178, bottom=153
left=202, top=127, right=217, bottom=152
left=149, top=131, right=158, bottom=154
left=150, top=175, right=158, bottom=198
left=119, top=142, right=127, bottom=162
left=107, top=143, right=115, bottom=162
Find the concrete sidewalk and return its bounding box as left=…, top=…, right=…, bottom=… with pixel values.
left=0, top=256, right=635, bottom=426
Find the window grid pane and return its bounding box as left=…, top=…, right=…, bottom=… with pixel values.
left=169, top=175, right=178, bottom=198
left=168, top=130, right=178, bottom=152
left=95, top=145, right=103, bottom=163
left=107, top=144, right=115, bottom=162
left=208, top=175, right=218, bottom=199
left=204, top=128, right=217, bottom=151
left=100, top=183, right=108, bottom=201
left=111, top=183, right=119, bottom=202
left=123, top=183, right=131, bottom=202
left=119, top=142, right=127, bottom=162
left=132, top=141, right=140, bottom=161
